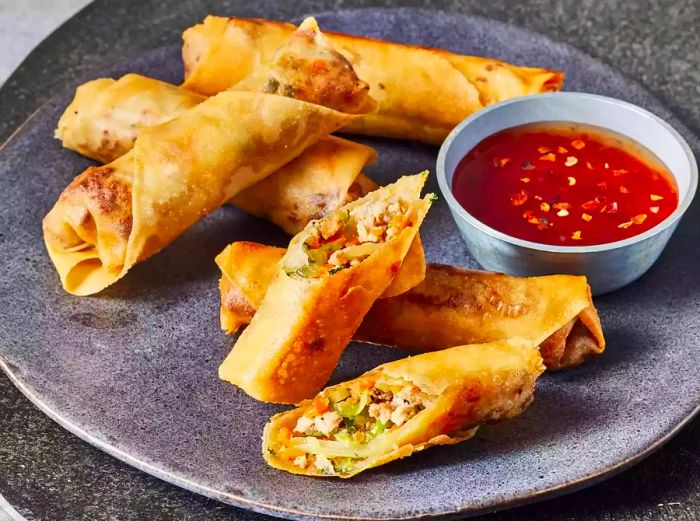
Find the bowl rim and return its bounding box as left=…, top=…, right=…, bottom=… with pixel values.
left=436, top=91, right=699, bottom=254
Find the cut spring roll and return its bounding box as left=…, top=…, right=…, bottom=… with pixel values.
left=219, top=173, right=434, bottom=403
left=43, top=18, right=374, bottom=296
left=231, top=144, right=427, bottom=299
left=181, top=16, right=564, bottom=143
left=215, top=243, right=605, bottom=370
left=263, top=338, right=545, bottom=477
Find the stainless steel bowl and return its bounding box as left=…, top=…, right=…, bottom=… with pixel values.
left=436, top=92, right=698, bottom=295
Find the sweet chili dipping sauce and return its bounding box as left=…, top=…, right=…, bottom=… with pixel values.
left=451, top=122, right=679, bottom=246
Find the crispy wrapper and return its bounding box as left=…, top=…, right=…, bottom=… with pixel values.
left=357, top=264, right=605, bottom=370
left=55, top=74, right=206, bottom=163
left=216, top=244, right=604, bottom=370
left=43, top=18, right=374, bottom=295
left=181, top=16, right=564, bottom=143
left=53, top=76, right=426, bottom=294
left=54, top=78, right=377, bottom=233
left=229, top=150, right=426, bottom=297
left=232, top=136, right=376, bottom=234
left=263, top=338, right=545, bottom=477
left=218, top=173, right=433, bottom=403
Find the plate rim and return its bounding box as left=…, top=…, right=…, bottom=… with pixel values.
left=2, top=351, right=699, bottom=521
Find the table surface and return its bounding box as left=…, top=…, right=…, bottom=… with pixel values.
left=0, top=0, right=92, bottom=87
left=0, top=0, right=698, bottom=520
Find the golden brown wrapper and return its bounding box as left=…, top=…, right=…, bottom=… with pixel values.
left=216, top=244, right=605, bottom=370
left=54, top=76, right=377, bottom=234
left=53, top=76, right=426, bottom=295
left=181, top=16, right=564, bottom=143
left=43, top=18, right=374, bottom=296
left=217, top=242, right=282, bottom=334
left=232, top=136, right=376, bottom=234
left=218, top=173, right=433, bottom=404
left=263, top=338, right=545, bottom=477
left=356, top=264, right=605, bottom=369
left=55, top=74, right=205, bottom=163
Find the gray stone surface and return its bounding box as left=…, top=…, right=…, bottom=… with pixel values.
left=0, top=1, right=699, bottom=520
left=0, top=0, right=92, bottom=86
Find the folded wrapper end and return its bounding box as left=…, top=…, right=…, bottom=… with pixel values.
left=55, top=74, right=207, bottom=164
left=44, top=239, right=119, bottom=296
left=542, top=70, right=565, bottom=93
left=44, top=16, right=375, bottom=296
left=55, top=78, right=116, bottom=161
left=541, top=302, right=605, bottom=370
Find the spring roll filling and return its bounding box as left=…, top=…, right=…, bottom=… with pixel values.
left=233, top=19, right=373, bottom=115
left=284, top=194, right=415, bottom=278
left=274, top=376, right=437, bottom=475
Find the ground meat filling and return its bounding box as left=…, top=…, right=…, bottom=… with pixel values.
left=279, top=378, right=435, bottom=475
left=284, top=195, right=412, bottom=279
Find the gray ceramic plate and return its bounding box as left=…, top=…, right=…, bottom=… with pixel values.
left=0, top=7, right=698, bottom=521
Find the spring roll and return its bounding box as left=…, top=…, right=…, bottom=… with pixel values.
left=53, top=75, right=426, bottom=295
left=43, top=18, right=374, bottom=296
left=219, top=173, right=434, bottom=404
left=55, top=74, right=206, bottom=163
left=356, top=264, right=605, bottom=370
left=232, top=151, right=426, bottom=298
left=232, top=137, right=376, bottom=234
left=54, top=78, right=377, bottom=232
left=215, top=243, right=605, bottom=370
left=263, top=337, right=545, bottom=477
left=181, top=16, right=564, bottom=143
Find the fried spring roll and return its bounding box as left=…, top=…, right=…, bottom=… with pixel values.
left=181, top=16, right=564, bottom=143
left=53, top=77, right=378, bottom=231
left=357, top=264, right=605, bottom=370
left=219, top=173, right=434, bottom=404
left=232, top=138, right=375, bottom=233
left=55, top=74, right=206, bottom=163
left=215, top=243, right=605, bottom=370
left=53, top=74, right=426, bottom=295
left=43, top=18, right=374, bottom=296
left=263, top=338, right=545, bottom=477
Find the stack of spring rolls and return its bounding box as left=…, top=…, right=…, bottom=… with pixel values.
left=43, top=16, right=604, bottom=478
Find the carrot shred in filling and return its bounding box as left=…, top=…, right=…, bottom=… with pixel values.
left=285, top=195, right=413, bottom=278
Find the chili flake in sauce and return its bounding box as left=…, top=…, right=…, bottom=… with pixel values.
left=451, top=122, right=678, bottom=246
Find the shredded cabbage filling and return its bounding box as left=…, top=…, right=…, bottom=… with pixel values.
left=284, top=195, right=412, bottom=279
left=275, top=377, right=435, bottom=474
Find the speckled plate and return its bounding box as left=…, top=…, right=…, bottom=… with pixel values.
left=0, top=7, right=698, bottom=521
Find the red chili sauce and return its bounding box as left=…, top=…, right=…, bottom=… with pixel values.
left=451, top=122, right=679, bottom=246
